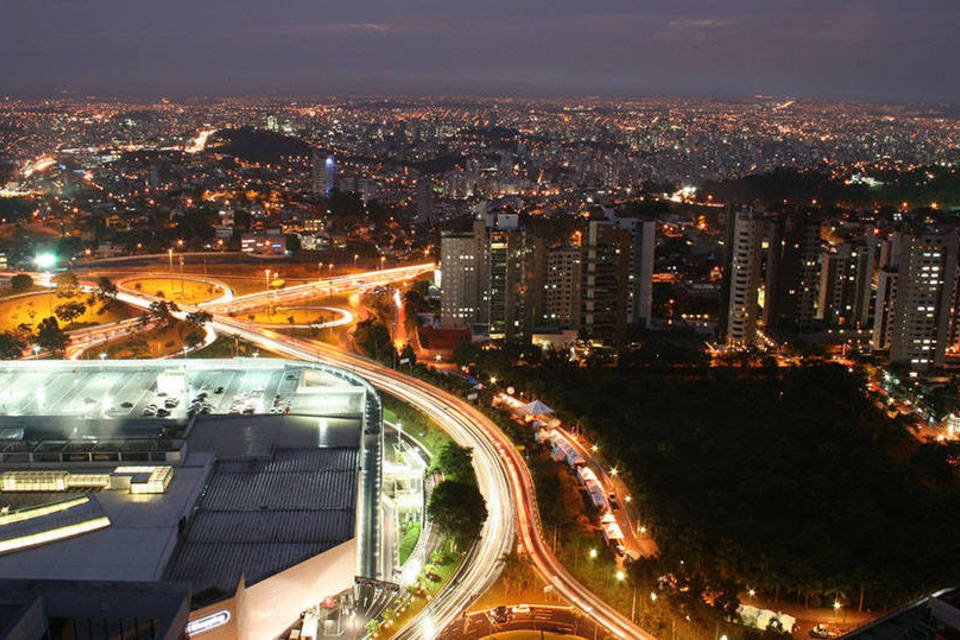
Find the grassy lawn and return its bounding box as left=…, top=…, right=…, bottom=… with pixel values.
left=382, top=393, right=453, bottom=458
left=125, top=277, right=224, bottom=304
left=376, top=550, right=464, bottom=639
left=0, top=285, right=42, bottom=299
left=0, top=292, right=133, bottom=333
left=229, top=305, right=342, bottom=325
left=81, top=322, right=199, bottom=359
left=398, top=521, right=421, bottom=566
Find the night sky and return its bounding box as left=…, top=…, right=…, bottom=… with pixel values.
left=2, top=0, right=958, bottom=102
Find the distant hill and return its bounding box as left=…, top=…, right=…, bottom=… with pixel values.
left=207, top=127, right=312, bottom=164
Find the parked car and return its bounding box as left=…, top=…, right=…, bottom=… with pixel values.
left=490, top=607, right=510, bottom=624
left=810, top=624, right=842, bottom=639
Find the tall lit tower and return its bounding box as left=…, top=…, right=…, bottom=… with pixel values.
left=324, top=155, right=337, bottom=197
left=724, top=206, right=764, bottom=346
left=889, top=230, right=958, bottom=371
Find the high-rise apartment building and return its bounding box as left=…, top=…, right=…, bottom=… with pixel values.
left=872, top=232, right=902, bottom=351
left=324, top=156, right=337, bottom=197
left=487, top=228, right=529, bottom=340
left=616, top=217, right=656, bottom=327
left=818, top=236, right=875, bottom=328
left=764, top=212, right=822, bottom=332
left=581, top=220, right=631, bottom=348
left=888, top=231, right=959, bottom=371
left=724, top=207, right=765, bottom=346
left=439, top=217, right=487, bottom=329
left=311, top=150, right=324, bottom=196
left=540, top=245, right=582, bottom=330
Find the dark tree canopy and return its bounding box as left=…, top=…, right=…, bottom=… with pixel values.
left=148, top=300, right=180, bottom=327
left=54, top=301, right=86, bottom=323
left=95, top=276, right=118, bottom=302
left=51, top=271, right=79, bottom=298
left=527, top=363, right=960, bottom=607
left=0, top=332, right=25, bottom=360
left=427, top=480, right=487, bottom=549
left=10, top=273, right=33, bottom=292
left=430, top=442, right=474, bottom=483
left=35, top=316, right=67, bottom=353
left=353, top=319, right=395, bottom=364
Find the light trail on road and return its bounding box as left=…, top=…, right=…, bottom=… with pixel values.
left=202, top=262, right=435, bottom=314
left=211, top=318, right=656, bottom=640
left=94, top=263, right=653, bottom=640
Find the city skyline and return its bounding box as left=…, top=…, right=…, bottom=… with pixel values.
left=3, top=0, right=960, bottom=104
left=3, top=5, right=960, bottom=634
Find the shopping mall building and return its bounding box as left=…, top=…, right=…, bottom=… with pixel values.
left=0, top=359, right=386, bottom=640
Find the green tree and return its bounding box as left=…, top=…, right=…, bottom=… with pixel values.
left=54, top=301, right=86, bottom=323
left=499, top=550, right=530, bottom=597
left=453, top=340, right=482, bottom=367
left=10, top=273, right=33, bottom=292
left=95, top=276, right=118, bottom=304
left=184, top=328, right=205, bottom=348
left=400, top=342, right=417, bottom=366
left=427, top=480, right=487, bottom=549
left=35, top=316, right=67, bottom=353
left=430, top=442, right=474, bottom=482
left=148, top=300, right=180, bottom=327
left=185, top=310, right=213, bottom=328
left=353, top=319, right=395, bottom=363
left=51, top=271, right=79, bottom=298
left=0, top=332, right=25, bottom=359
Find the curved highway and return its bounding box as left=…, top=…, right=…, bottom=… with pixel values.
left=211, top=319, right=655, bottom=640
left=63, top=265, right=652, bottom=639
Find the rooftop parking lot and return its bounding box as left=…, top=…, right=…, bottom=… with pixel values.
left=0, top=359, right=367, bottom=445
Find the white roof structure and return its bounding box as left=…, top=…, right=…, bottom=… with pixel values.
left=520, top=399, right=554, bottom=417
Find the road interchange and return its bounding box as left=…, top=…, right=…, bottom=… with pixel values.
left=35, top=265, right=655, bottom=640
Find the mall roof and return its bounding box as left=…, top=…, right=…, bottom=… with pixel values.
left=843, top=588, right=960, bottom=639
left=164, top=447, right=357, bottom=594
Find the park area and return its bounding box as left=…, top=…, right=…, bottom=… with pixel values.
left=123, top=277, right=226, bottom=305
left=0, top=292, right=133, bottom=333
left=81, top=322, right=204, bottom=359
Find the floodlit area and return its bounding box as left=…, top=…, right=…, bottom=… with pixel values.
left=0, top=359, right=366, bottom=427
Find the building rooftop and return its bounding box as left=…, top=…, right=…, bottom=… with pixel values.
left=0, top=578, right=190, bottom=640
left=0, top=358, right=383, bottom=601
left=0, top=453, right=211, bottom=582
left=165, top=447, right=358, bottom=595
left=843, top=588, right=960, bottom=640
